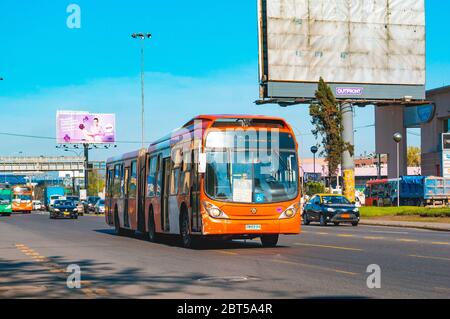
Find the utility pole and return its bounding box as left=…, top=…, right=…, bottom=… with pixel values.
left=83, top=143, right=89, bottom=194
left=131, top=32, right=152, bottom=148
left=341, top=102, right=356, bottom=202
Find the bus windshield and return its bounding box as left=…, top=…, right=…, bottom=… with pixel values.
left=205, top=150, right=298, bottom=204
left=14, top=194, right=32, bottom=201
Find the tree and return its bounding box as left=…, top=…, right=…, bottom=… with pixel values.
left=309, top=78, right=354, bottom=177
left=88, top=169, right=105, bottom=196
left=305, top=181, right=326, bottom=197
left=407, top=146, right=421, bottom=167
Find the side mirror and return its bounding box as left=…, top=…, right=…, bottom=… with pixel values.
left=198, top=153, right=207, bottom=174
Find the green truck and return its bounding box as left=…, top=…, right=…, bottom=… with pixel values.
left=0, top=188, right=13, bottom=216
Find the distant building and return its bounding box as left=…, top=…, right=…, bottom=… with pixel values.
left=421, top=85, right=450, bottom=176
left=300, top=157, right=421, bottom=189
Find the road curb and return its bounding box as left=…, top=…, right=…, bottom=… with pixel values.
left=360, top=219, right=450, bottom=232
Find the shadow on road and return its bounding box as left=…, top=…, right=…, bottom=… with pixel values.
left=94, top=228, right=292, bottom=251
left=0, top=254, right=302, bottom=299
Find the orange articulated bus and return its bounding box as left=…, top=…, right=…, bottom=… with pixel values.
left=105, top=115, right=301, bottom=248
left=12, top=186, right=33, bottom=214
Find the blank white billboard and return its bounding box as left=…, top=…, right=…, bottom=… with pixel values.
left=258, top=0, right=426, bottom=100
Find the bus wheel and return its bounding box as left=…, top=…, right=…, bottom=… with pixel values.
left=147, top=208, right=157, bottom=243
left=180, top=211, right=194, bottom=248
left=261, top=235, right=279, bottom=248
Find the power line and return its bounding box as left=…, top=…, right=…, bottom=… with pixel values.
left=0, top=131, right=150, bottom=144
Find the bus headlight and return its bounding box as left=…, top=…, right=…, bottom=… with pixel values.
left=279, top=203, right=299, bottom=219
left=353, top=208, right=359, bottom=213
left=202, top=201, right=229, bottom=219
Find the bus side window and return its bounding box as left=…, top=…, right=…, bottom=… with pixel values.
left=180, top=150, right=191, bottom=195
left=114, top=164, right=121, bottom=198
left=120, top=164, right=125, bottom=198
left=156, top=155, right=162, bottom=197
left=147, top=156, right=157, bottom=197
left=170, top=149, right=182, bottom=196
left=129, top=161, right=137, bottom=199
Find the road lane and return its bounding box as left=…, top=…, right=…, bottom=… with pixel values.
left=0, top=213, right=449, bottom=298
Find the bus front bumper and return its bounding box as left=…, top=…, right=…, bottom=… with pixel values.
left=202, top=214, right=301, bottom=236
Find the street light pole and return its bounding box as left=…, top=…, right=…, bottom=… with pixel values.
left=393, top=133, right=403, bottom=207
left=310, top=146, right=318, bottom=176
left=132, top=33, right=152, bottom=148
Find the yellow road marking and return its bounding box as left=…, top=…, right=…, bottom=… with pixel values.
left=317, top=232, right=329, bottom=235
left=82, top=288, right=96, bottom=297
left=14, top=243, right=108, bottom=296
left=49, top=269, right=65, bottom=273
left=363, top=236, right=385, bottom=240
left=432, top=242, right=450, bottom=246
left=272, top=259, right=358, bottom=276
left=294, top=243, right=363, bottom=252
left=409, top=255, right=450, bottom=262
left=214, top=250, right=238, bottom=256
left=397, top=239, right=419, bottom=243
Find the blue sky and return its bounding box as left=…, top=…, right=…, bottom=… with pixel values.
left=0, top=0, right=449, bottom=161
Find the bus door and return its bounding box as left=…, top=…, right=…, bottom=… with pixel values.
left=190, top=150, right=201, bottom=232
left=161, top=157, right=171, bottom=232
left=137, top=156, right=147, bottom=232
left=107, top=168, right=114, bottom=221
left=124, top=166, right=130, bottom=228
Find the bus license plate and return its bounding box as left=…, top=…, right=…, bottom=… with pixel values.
left=246, top=224, right=261, bottom=231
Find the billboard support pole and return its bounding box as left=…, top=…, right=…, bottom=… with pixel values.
left=341, top=102, right=356, bottom=202
left=83, top=143, right=89, bottom=194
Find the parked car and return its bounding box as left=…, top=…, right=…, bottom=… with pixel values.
left=303, top=194, right=360, bottom=227
left=85, top=196, right=100, bottom=213
left=49, top=199, right=78, bottom=219
left=75, top=202, right=85, bottom=216
left=32, top=200, right=43, bottom=211
left=94, top=199, right=105, bottom=215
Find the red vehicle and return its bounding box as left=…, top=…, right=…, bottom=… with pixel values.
left=105, top=115, right=301, bottom=248
left=364, top=179, right=391, bottom=207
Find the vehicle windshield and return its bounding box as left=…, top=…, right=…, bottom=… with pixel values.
left=50, top=195, right=61, bottom=200
left=54, top=200, right=75, bottom=206
left=14, top=194, right=32, bottom=201
left=88, top=197, right=100, bottom=204
left=0, top=194, right=11, bottom=203
left=322, top=196, right=351, bottom=205
left=98, top=200, right=105, bottom=205
left=205, top=150, right=298, bottom=204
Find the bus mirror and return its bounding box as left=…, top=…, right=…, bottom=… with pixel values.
left=198, top=153, right=207, bottom=174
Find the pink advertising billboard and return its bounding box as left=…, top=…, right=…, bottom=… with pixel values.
left=56, top=111, right=116, bottom=144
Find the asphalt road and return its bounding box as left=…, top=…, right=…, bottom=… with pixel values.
left=1, top=212, right=449, bottom=299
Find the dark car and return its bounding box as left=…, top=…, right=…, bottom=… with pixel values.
left=85, top=196, right=100, bottom=213
left=303, top=194, right=360, bottom=226
left=50, top=200, right=78, bottom=219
